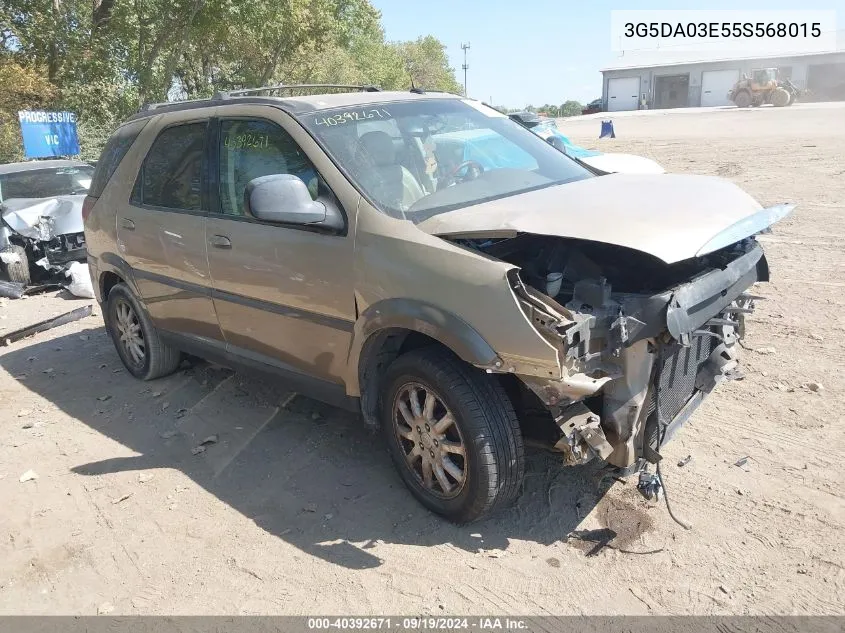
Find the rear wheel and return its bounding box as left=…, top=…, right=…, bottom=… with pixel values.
left=104, top=283, right=181, bottom=380
left=733, top=90, right=752, bottom=108
left=0, top=244, right=30, bottom=285
left=380, top=347, right=524, bottom=523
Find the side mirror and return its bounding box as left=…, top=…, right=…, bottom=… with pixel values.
left=245, top=174, right=343, bottom=230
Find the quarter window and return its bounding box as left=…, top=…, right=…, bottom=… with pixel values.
left=140, top=122, right=206, bottom=211
left=90, top=118, right=148, bottom=197
left=218, top=119, right=318, bottom=216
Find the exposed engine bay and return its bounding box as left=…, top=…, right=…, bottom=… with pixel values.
left=452, top=233, right=768, bottom=470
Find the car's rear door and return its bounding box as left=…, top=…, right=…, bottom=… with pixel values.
left=116, top=109, right=222, bottom=344
left=205, top=107, right=356, bottom=389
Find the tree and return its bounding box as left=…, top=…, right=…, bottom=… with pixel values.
left=1, top=0, right=462, bottom=158
left=0, top=57, right=57, bottom=162
left=392, top=35, right=462, bottom=93
left=560, top=100, right=583, bottom=117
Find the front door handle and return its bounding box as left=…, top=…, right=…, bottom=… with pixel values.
left=209, top=235, right=232, bottom=249
left=121, top=218, right=135, bottom=230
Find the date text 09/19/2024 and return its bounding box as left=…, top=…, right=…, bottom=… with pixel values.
left=306, top=617, right=529, bottom=631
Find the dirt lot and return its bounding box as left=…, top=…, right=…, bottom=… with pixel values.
left=1, top=104, right=843, bottom=616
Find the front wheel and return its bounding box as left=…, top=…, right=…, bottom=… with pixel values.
left=772, top=87, right=791, bottom=107
left=0, top=244, right=30, bottom=285
left=104, top=282, right=181, bottom=380
left=380, top=347, right=524, bottom=523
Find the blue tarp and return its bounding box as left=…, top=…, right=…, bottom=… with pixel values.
left=529, top=121, right=602, bottom=159
left=433, top=123, right=601, bottom=173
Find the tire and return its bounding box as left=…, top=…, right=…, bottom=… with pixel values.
left=104, top=282, right=181, bottom=380
left=0, top=244, right=30, bottom=285
left=733, top=90, right=751, bottom=108
left=380, top=347, right=524, bottom=523
left=772, top=87, right=791, bottom=107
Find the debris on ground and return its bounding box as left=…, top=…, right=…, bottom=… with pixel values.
left=804, top=382, right=823, bottom=392
left=19, top=469, right=39, bottom=483
left=64, top=262, right=95, bottom=299
left=191, top=434, right=219, bottom=455
left=755, top=347, right=777, bottom=355
left=0, top=304, right=92, bottom=346
left=111, top=492, right=133, bottom=505
left=17, top=408, right=32, bottom=417
left=97, top=602, right=114, bottom=615
left=303, top=503, right=317, bottom=512
left=677, top=455, right=692, bottom=467
left=138, top=473, right=154, bottom=484
left=734, top=456, right=750, bottom=468
left=0, top=279, right=26, bottom=300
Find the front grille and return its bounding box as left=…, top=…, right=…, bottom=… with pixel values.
left=648, top=333, right=714, bottom=424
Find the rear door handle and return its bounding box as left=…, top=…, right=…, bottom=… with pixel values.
left=121, top=218, right=135, bottom=230
left=209, top=235, right=232, bottom=249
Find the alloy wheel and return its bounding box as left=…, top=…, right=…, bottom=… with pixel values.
left=393, top=382, right=467, bottom=498
left=114, top=299, right=145, bottom=367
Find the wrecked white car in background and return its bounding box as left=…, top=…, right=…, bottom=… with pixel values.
left=507, top=111, right=665, bottom=175
left=0, top=160, right=93, bottom=287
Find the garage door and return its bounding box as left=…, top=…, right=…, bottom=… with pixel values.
left=700, top=69, right=740, bottom=107
left=607, top=77, right=640, bottom=111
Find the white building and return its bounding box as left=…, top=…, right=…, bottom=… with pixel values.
left=600, top=50, right=845, bottom=111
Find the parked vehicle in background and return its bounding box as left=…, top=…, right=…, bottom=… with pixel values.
left=508, top=111, right=665, bottom=175
left=85, top=86, right=790, bottom=523
left=582, top=98, right=603, bottom=114
left=0, top=159, right=93, bottom=285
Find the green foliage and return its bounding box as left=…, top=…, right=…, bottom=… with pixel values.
left=559, top=100, right=584, bottom=117
left=0, top=56, right=56, bottom=163
left=0, top=0, right=461, bottom=160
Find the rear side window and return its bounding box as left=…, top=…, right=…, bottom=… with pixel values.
left=89, top=119, right=148, bottom=197
left=139, top=122, right=207, bottom=211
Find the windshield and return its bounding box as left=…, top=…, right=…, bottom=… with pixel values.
left=0, top=165, right=94, bottom=202
left=300, top=99, right=592, bottom=222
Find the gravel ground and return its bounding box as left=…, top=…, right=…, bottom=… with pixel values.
left=0, top=103, right=843, bottom=616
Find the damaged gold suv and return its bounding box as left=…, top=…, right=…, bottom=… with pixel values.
left=84, top=85, right=793, bottom=522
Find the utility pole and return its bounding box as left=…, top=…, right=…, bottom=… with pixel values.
left=461, top=42, right=470, bottom=96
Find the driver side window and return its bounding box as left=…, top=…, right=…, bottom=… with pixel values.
left=218, top=118, right=318, bottom=216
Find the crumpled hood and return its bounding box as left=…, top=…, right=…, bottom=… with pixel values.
left=1, top=195, right=85, bottom=240
left=578, top=153, right=665, bottom=175
left=417, top=173, right=793, bottom=264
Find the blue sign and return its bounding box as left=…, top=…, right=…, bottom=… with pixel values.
left=18, top=110, right=81, bottom=158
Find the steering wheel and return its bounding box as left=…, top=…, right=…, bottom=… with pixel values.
left=444, top=160, right=485, bottom=186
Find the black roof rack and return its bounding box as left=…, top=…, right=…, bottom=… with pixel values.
left=139, top=83, right=381, bottom=113
left=140, top=97, right=212, bottom=112
left=214, top=83, right=381, bottom=99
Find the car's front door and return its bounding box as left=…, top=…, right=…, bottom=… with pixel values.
left=117, top=111, right=221, bottom=343
left=206, top=111, right=356, bottom=387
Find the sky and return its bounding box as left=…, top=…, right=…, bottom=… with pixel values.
left=370, top=0, right=845, bottom=108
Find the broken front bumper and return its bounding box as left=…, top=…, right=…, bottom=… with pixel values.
left=521, top=240, right=768, bottom=469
